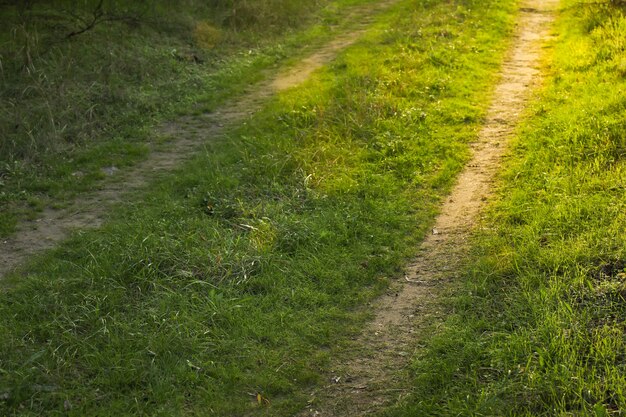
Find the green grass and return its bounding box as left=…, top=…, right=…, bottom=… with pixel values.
left=0, top=0, right=516, bottom=415
left=383, top=1, right=626, bottom=416
left=0, top=0, right=384, bottom=237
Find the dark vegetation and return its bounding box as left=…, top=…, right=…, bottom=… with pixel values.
left=0, top=0, right=336, bottom=235
left=1, top=0, right=323, bottom=160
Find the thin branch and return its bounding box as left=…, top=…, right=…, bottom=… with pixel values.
left=66, top=0, right=104, bottom=39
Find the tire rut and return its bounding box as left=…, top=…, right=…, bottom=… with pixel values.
left=298, top=1, right=559, bottom=415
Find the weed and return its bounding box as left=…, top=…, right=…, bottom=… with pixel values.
left=193, top=21, right=222, bottom=50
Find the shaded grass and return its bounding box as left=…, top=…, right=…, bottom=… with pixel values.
left=384, top=1, right=626, bottom=416
left=0, top=0, right=515, bottom=415
left=0, top=0, right=381, bottom=237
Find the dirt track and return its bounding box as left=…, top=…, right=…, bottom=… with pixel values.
left=0, top=0, right=398, bottom=280
left=297, top=1, right=559, bottom=415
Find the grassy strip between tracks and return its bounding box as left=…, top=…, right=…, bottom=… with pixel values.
left=383, top=1, right=626, bottom=416
left=0, top=0, right=515, bottom=415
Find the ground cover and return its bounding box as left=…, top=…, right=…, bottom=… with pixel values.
left=0, top=0, right=381, bottom=236
left=383, top=1, right=626, bottom=415
left=0, top=0, right=515, bottom=415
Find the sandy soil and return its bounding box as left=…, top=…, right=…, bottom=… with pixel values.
left=297, top=1, right=560, bottom=415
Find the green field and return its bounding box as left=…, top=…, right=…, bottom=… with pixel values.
left=0, top=0, right=516, bottom=415
left=4, top=0, right=626, bottom=415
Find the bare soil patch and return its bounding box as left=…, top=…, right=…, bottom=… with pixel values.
left=298, top=1, right=559, bottom=415
left=0, top=0, right=398, bottom=280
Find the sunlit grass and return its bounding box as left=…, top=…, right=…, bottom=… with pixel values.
left=384, top=2, right=626, bottom=416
